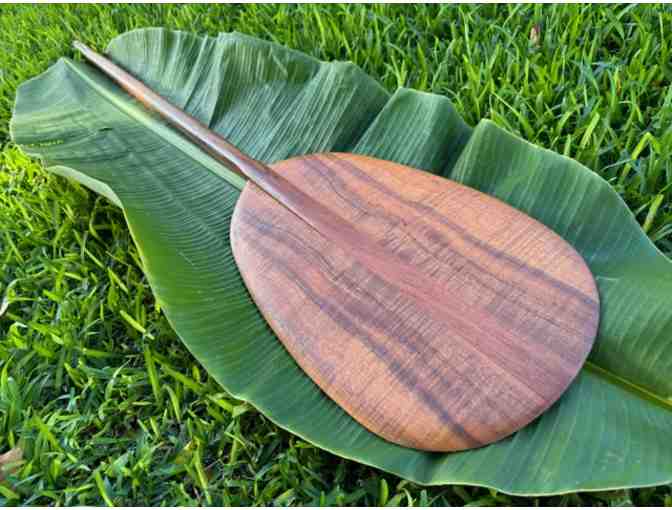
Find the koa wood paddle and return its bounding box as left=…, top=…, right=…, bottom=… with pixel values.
left=75, top=41, right=600, bottom=452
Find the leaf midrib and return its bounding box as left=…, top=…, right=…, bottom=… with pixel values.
left=584, top=361, right=672, bottom=412
left=63, top=58, right=246, bottom=191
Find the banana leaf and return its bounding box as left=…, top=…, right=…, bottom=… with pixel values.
left=9, top=28, right=672, bottom=495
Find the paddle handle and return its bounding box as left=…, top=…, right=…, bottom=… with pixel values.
left=73, top=41, right=269, bottom=183
left=73, top=41, right=348, bottom=238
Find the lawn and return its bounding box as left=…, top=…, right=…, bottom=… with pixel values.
left=1, top=4, right=672, bottom=506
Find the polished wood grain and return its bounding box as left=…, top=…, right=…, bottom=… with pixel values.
left=231, top=153, right=600, bottom=452
left=76, top=43, right=600, bottom=452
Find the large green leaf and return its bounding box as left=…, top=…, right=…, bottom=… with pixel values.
left=10, top=28, right=672, bottom=495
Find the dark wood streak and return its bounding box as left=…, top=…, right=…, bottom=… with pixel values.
left=301, top=157, right=594, bottom=341
left=323, top=153, right=599, bottom=309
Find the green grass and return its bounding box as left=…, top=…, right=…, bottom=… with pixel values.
left=1, top=4, right=671, bottom=506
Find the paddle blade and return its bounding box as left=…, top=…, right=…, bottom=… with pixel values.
left=230, top=152, right=599, bottom=452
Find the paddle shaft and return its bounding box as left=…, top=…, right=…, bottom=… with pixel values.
left=73, top=41, right=361, bottom=242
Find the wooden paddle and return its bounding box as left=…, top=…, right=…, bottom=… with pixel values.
left=74, top=41, right=600, bottom=452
